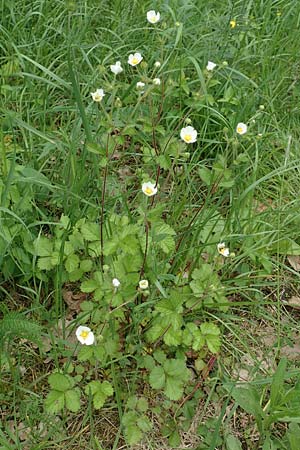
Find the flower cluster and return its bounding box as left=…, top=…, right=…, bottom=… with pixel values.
left=91, top=10, right=162, bottom=101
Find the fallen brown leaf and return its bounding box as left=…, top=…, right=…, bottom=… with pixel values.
left=63, top=289, right=87, bottom=312
left=285, top=296, right=300, bottom=309
left=287, top=255, right=300, bottom=271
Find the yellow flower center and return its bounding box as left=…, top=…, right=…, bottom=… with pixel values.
left=145, top=187, right=153, bottom=195
left=80, top=330, right=89, bottom=339
left=132, top=57, right=139, bottom=65
left=184, top=134, right=192, bottom=142
left=150, top=17, right=157, bottom=23
left=237, top=127, right=243, bottom=133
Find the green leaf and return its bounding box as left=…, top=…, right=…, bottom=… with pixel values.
left=164, top=327, right=182, bottom=346
left=80, top=259, right=93, bottom=272
left=136, top=416, right=152, bottom=432
left=271, top=239, right=300, bottom=255
left=85, top=380, right=113, bottom=409
left=65, top=253, right=80, bottom=273
left=155, top=295, right=183, bottom=314
left=124, top=424, right=142, bottom=445
left=86, top=141, right=105, bottom=155
left=168, top=430, right=181, bottom=448
left=200, top=323, right=221, bottom=353
left=152, top=222, right=176, bottom=254
left=165, top=377, right=184, bottom=400
left=149, top=366, right=165, bottom=390
left=164, top=359, right=189, bottom=379
left=48, top=373, right=73, bottom=392
left=287, top=423, right=300, bottom=450
left=205, top=334, right=221, bottom=353
left=191, top=328, right=205, bottom=351
left=225, top=434, right=243, bottom=450
left=65, top=389, right=81, bottom=412
left=34, top=237, right=53, bottom=257
left=262, top=436, right=277, bottom=450
left=78, top=345, right=94, bottom=361
left=80, top=278, right=100, bottom=293
left=136, top=397, right=148, bottom=412
left=68, top=268, right=84, bottom=282
left=37, top=256, right=55, bottom=271
left=230, top=386, right=264, bottom=419
left=270, top=358, right=287, bottom=409
left=198, top=167, right=212, bottom=186
left=81, top=222, right=99, bottom=241
left=44, top=390, right=65, bottom=413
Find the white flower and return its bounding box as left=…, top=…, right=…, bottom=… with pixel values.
left=217, top=242, right=230, bottom=257
left=180, top=126, right=197, bottom=144
left=206, top=61, right=217, bottom=71
left=110, top=61, right=123, bottom=75
left=142, top=181, right=158, bottom=197
left=139, top=279, right=149, bottom=290
left=154, top=61, right=161, bottom=68
left=147, top=10, right=160, bottom=24
left=153, top=78, right=161, bottom=85
left=91, top=89, right=105, bottom=102
left=136, top=81, right=145, bottom=91
left=236, top=122, right=247, bottom=135
left=76, top=326, right=95, bottom=345
left=128, top=53, right=143, bottom=66
left=112, top=278, right=121, bottom=288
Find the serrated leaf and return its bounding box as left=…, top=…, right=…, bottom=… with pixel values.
left=155, top=296, right=183, bottom=314
left=168, top=430, right=181, bottom=448
left=93, top=345, right=106, bottom=361
left=68, top=268, right=84, bottom=282
left=44, top=390, right=65, bottom=413
left=165, top=377, right=184, bottom=400
left=65, top=253, right=80, bottom=273
left=149, top=366, right=165, bottom=390
left=136, top=397, right=148, bottom=412
left=80, top=278, right=100, bottom=293
left=81, top=222, right=99, bottom=241
left=164, top=359, right=189, bottom=379
left=78, top=345, right=94, bottom=361
left=85, top=380, right=113, bottom=409
left=80, top=259, right=93, bottom=272
left=200, top=322, right=220, bottom=336
left=122, top=410, right=138, bottom=427
left=34, top=237, right=53, bottom=257
left=48, top=373, right=73, bottom=392
left=124, top=424, right=142, bottom=445
left=164, top=327, right=182, bottom=346
left=192, top=329, right=205, bottom=351
left=136, top=416, right=152, bottom=432
left=152, top=222, right=176, bottom=254
left=65, top=389, right=81, bottom=412
left=198, top=167, right=212, bottom=186
left=37, top=256, right=54, bottom=271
